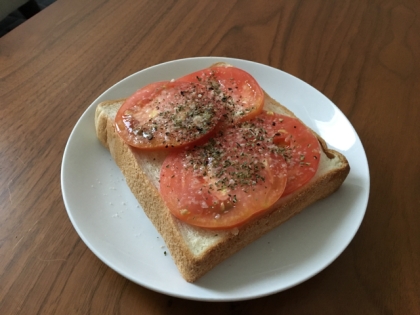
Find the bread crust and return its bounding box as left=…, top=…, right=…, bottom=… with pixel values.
left=95, top=82, right=350, bottom=282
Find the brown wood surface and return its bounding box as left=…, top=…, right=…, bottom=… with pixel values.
left=1, top=0, right=419, bottom=314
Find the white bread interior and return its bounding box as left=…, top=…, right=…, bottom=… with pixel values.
left=94, top=86, right=350, bottom=282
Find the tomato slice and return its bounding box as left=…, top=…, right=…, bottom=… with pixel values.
left=260, top=111, right=321, bottom=195
left=160, top=115, right=288, bottom=230
left=115, top=81, right=225, bottom=150
left=177, top=65, right=264, bottom=123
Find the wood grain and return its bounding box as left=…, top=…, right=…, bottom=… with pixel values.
left=1, top=0, right=419, bottom=314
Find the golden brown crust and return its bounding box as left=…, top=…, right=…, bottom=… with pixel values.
left=95, top=88, right=350, bottom=282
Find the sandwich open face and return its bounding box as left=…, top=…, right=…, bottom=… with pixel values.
left=95, top=63, right=350, bottom=282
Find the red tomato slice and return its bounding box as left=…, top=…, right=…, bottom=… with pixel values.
left=115, top=81, right=225, bottom=150
left=177, top=65, right=264, bottom=123
left=260, top=111, right=321, bottom=195
left=160, top=116, right=288, bottom=230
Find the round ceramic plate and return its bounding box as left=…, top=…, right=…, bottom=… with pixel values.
left=61, top=57, right=369, bottom=301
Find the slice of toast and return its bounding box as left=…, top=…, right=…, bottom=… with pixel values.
left=95, top=89, right=350, bottom=282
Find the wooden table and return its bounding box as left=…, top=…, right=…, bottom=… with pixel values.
left=1, top=0, right=419, bottom=313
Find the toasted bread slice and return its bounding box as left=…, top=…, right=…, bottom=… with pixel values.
left=95, top=88, right=350, bottom=282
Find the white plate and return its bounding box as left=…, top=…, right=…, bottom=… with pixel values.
left=61, top=57, right=369, bottom=301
